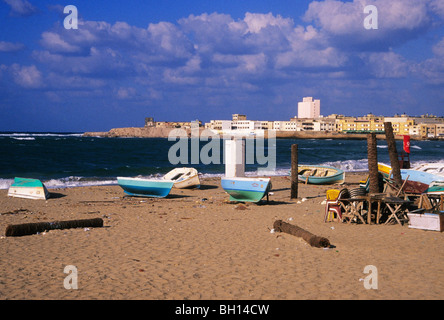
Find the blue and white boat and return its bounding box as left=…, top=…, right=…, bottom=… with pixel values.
left=221, top=177, right=272, bottom=203
left=297, top=165, right=345, bottom=185
left=117, top=177, right=174, bottom=198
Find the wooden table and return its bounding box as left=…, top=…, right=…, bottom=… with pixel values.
left=338, top=197, right=367, bottom=224
left=338, top=194, right=412, bottom=225
left=418, top=194, right=444, bottom=211
left=383, top=197, right=412, bottom=225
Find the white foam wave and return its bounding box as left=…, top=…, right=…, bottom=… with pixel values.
left=0, top=179, right=14, bottom=190
left=11, top=137, right=35, bottom=140
left=1, top=133, right=83, bottom=138
left=318, top=159, right=369, bottom=172
left=44, top=176, right=117, bottom=189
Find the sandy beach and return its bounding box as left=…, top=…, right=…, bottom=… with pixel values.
left=1, top=172, right=443, bottom=300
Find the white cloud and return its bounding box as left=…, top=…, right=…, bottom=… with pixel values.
left=303, top=0, right=433, bottom=50
left=116, top=87, right=136, bottom=100
left=243, top=12, right=294, bottom=33
left=416, top=37, right=444, bottom=84
left=40, top=32, right=81, bottom=53
left=3, top=0, right=38, bottom=17
left=10, top=64, right=43, bottom=88
left=365, top=51, right=410, bottom=78
left=428, top=0, right=444, bottom=19
left=0, top=41, right=24, bottom=52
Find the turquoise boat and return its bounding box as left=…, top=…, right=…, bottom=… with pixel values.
left=428, top=181, right=444, bottom=195
left=297, top=165, right=345, bottom=185
left=221, top=177, right=272, bottom=203
left=117, top=177, right=174, bottom=198
left=8, top=177, right=50, bottom=200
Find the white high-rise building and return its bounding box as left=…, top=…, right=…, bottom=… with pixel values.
left=298, top=97, right=320, bottom=119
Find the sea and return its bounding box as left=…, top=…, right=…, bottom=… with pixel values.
left=1, top=132, right=444, bottom=189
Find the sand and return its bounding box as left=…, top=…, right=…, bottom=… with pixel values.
left=1, top=172, right=443, bottom=300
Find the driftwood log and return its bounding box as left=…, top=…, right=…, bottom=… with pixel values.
left=5, top=218, right=104, bottom=237
left=273, top=220, right=331, bottom=248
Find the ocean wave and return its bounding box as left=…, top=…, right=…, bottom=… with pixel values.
left=44, top=176, right=117, bottom=188
left=318, top=159, right=370, bottom=172
left=0, top=132, right=83, bottom=138
left=0, top=179, right=14, bottom=190
left=11, top=137, right=36, bottom=140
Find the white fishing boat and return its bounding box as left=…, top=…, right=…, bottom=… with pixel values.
left=163, top=167, right=200, bottom=189
left=8, top=177, right=50, bottom=200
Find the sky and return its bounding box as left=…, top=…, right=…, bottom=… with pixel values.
left=0, top=0, right=444, bottom=132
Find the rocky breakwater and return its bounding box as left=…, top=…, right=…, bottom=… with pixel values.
left=83, top=127, right=201, bottom=138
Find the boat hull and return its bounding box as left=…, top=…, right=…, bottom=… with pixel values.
left=173, top=175, right=200, bottom=189
left=163, top=168, right=200, bottom=189
left=399, top=169, right=444, bottom=194
left=8, top=177, right=49, bottom=200
left=427, top=181, right=444, bottom=195
left=117, top=177, right=174, bottom=198
left=297, top=165, right=345, bottom=185
left=221, top=177, right=271, bottom=203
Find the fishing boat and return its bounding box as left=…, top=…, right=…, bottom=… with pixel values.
left=163, top=167, right=200, bottom=189
left=398, top=169, right=444, bottom=194
left=427, top=181, right=444, bottom=195
left=221, top=177, right=272, bottom=203
left=8, top=177, right=50, bottom=200
left=297, top=165, right=345, bottom=185
left=117, top=177, right=174, bottom=198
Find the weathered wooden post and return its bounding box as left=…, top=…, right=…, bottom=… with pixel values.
left=384, top=122, right=402, bottom=187
left=367, top=133, right=380, bottom=194
left=291, top=144, right=298, bottom=199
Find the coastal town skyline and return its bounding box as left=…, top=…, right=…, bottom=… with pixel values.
left=1, top=0, right=444, bottom=132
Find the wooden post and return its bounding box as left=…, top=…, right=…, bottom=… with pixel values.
left=384, top=122, right=402, bottom=187
left=367, top=133, right=379, bottom=194
left=291, top=144, right=298, bottom=199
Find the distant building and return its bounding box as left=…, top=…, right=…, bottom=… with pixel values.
left=155, top=120, right=202, bottom=129
left=145, top=117, right=155, bottom=127
left=298, top=97, right=320, bottom=119
left=232, top=114, right=247, bottom=121
left=204, top=112, right=444, bottom=139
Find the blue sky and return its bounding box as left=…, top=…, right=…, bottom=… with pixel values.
left=1, top=0, right=444, bottom=132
